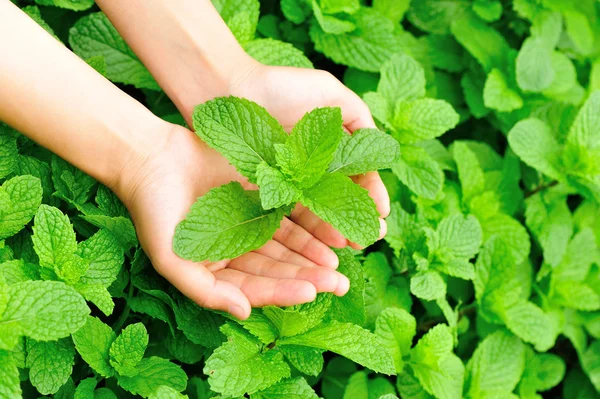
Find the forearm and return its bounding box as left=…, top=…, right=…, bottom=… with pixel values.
left=96, top=0, right=258, bottom=122
left=0, top=1, right=168, bottom=194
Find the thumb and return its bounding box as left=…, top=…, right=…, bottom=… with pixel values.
left=338, top=86, right=377, bottom=132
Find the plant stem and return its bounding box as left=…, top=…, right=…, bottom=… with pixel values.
left=524, top=180, right=559, bottom=198
left=112, top=283, right=134, bottom=332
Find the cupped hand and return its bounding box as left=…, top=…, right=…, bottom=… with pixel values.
left=118, top=123, right=350, bottom=320
left=230, top=64, right=391, bottom=249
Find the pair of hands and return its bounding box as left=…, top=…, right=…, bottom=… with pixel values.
left=119, top=65, right=391, bottom=319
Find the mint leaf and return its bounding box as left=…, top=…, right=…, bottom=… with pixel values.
left=0, top=350, right=21, bottom=398
left=26, top=338, right=75, bottom=395
left=378, top=53, right=426, bottom=104
left=327, top=247, right=365, bottom=325
left=1, top=281, right=89, bottom=344
left=34, top=0, right=94, bottom=11
left=0, top=127, right=18, bottom=179
left=328, top=129, right=400, bottom=176
left=69, top=13, right=160, bottom=90
left=256, top=162, right=302, bottom=209
left=432, top=214, right=482, bottom=261
left=109, top=323, right=148, bottom=377
left=409, top=0, right=470, bottom=34
left=453, top=142, right=485, bottom=201
left=373, top=0, right=410, bottom=25
left=518, top=350, right=566, bottom=398
left=149, top=385, right=188, bottom=399
left=251, top=377, right=318, bottom=399
left=508, top=118, right=564, bottom=180
left=174, top=182, right=285, bottom=262
left=244, top=39, right=314, bottom=68
left=75, top=283, right=114, bottom=316
left=72, top=316, right=116, bottom=378
left=279, top=320, right=396, bottom=375
left=204, top=323, right=291, bottom=397
left=392, top=146, right=444, bottom=199
left=281, top=0, right=312, bottom=24
left=309, top=8, right=400, bottom=72
left=312, top=0, right=356, bottom=35
left=32, top=205, right=77, bottom=270
left=275, top=107, right=343, bottom=188
left=465, top=330, right=525, bottom=398
left=300, top=173, right=379, bottom=247
left=375, top=308, right=416, bottom=373
left=78, top=230, right=124, bottom=287
left=280, top=346, right=324, bottom=377
left=410, top=324, right=464, bottom=399
left=410, top=271, right=446, bottom=301
left=483, top=69, right=523, bottom=112
left=582, top=340, right=600, bottom=392
left=117, top=357, right=187, bottom=397
left=516, top=37, right=554, bottom=92
left=192, top=96, right=287, bottom=183
left=51, top=156, right=96, bottom=205
left=0, top=176, right=43, bottom=240
left=392, top=99, right=459, bottom=144
left=263, top=306, right=309, bottom=337
left=343, top=371, right=396, bottom=399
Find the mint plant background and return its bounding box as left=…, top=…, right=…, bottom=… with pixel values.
left=1, top=0, right=600, bottom=398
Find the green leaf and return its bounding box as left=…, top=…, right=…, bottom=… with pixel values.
left=433, top=214, right=482, bottom=260
left=300, top=173, right=379, bottom=247
left=75, top=284, right=114, bottom=316
left=78, top=230, right=124, bottom=287
left=279, top=346, right=324, bottom=377
left=0, top=126, right=18, bottom=180
left=563, top=10, right=594, bottom=55
left=192, top=96, right=288, bottom=182
left=69, top=13, right=160, bottom=90
left=410, top=324, right=464, bottom=399
left=0, top=176, right=43, bottom=240
left=1, top=281, right=89, bottom=345
left=263, top=307, right=309, bottom=337
left=281, top=0, right=312, bottom=24
left=80, top=215, right=138, bottom=251
left=174, top=182, right=285, bottom=262
left=256, top=162, right=302, bottom=210
left=117, top=357, right=187, bottom=397
left=342, top=371, right=396, bottom=399
left=26, top=338, right=75, bottom=395
left=0, top=350, right=21, bottom=398
left=276, top=107, right=343, bottom=187
left=378, top=53, right=426, bottom=104
left=508, top=118, right=564, bottom=180
left=109, top=323, right=148, bottom=377
left=312, top=0, right=356, bottom=35
left=375, top=308, right=416, bottom=373
left=251, top=377, right=319, bottom=399
left=481, top=214, right=530, bottom=265
left=279, top=320, right=396, bottom=375
left=373, top=0, right=411, bottom=25
left=74, top=378, right=97, bottom=399
left=465, top=330, right=525, bottom=398
left=567, top=91, right=600, bottom=152
left=328, top=129, right=400, bottom=176
left=582, top=340, right=600, bottom=392
left=327, top=247, right=365, bottom=325
left=204, top=323, right=291, bottom=397
left=309, top=7, right=400, bottom=72
left=72, top=316, right=116, bottom=378
left=149, top=386, right=188, bottom=399
left=453, top=142, right=485, bottom=201
left=516, top=37, right=555, bottom=92
left=51, top=156, right=96, bottom=205
left=32, top=205, right=77, bottom=269
left=393, top=146, right=444, bottom=200
left=503, top=301, right=556, bottom=352
left=518, top=351, right=566, bottom=397
left=173, top=297, right=226, bottom=348
left=244, top=39, right=314, bottom=68
left=450, top=14, right=510, bottom=72
left=34, top=0, right=94, bottom=11
left=483, top=69, right=523, bottom=112
left=391, top=99, right=459, bottom=144
left=410, top=271, right=446, bottom=301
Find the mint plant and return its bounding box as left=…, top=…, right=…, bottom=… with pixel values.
left=2, top=0, right=600, bottom=398
left=173, top=96, right=400, bottom=262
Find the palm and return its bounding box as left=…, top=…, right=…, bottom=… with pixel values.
left=126, top=125, right=348, bottom=319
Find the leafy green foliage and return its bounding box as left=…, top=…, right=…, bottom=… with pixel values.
left=4, top=0, right=600, bottom=398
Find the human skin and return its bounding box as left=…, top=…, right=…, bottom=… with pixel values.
left=0, top=0, right=389, bottom=320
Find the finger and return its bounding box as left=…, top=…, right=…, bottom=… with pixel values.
left=274, top=216, right=342, bottom=266
left=352, top=172, right=391, bottom=218
left=253, top=239, right=318, bottom=268
left=337, top=86, right=377, bottom=132
left=288, top=205, right=347, bottom=249
left=215, top=269, right=317, bottom=307
left=229, top=252, right=349, bottom=296
left=154, top=258, right=251, bottom=320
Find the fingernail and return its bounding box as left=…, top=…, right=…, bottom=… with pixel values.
left=379, top=219, right=387, bottom=239
left=228, top=304, right=246, bottom=320
left=336, top=275, right=350, bottom=296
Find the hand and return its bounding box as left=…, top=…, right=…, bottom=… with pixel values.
left=230, top=64, right=391, bottom=249
left=117, top=123, right=351, bottom=320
